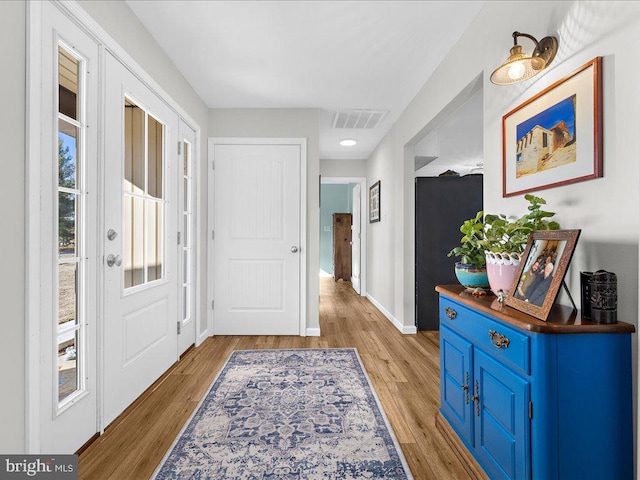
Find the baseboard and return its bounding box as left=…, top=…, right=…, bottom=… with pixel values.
left=196, top=329, right=209, bottom=347
left=305, top=328, right=321, bottom=337
left=366, top=294, right=417, bottom=335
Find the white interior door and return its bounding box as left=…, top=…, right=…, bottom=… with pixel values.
left=39, top=3, right=99, bottom=453
left=211, top=141, right=302, bottom=335
left=178, top=121, right=197, bottom=356
left=103, top=52, right=179, bottom=426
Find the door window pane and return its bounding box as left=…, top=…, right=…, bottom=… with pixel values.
left=124, top=100, right=145, bottom=195
left=182, top=286, right=188, bottom=321
left=147, top=115, right=163, bottom=199
left=124, top=196, right=145, bottom=288
left=183, top=250, right=188, bottom=284
left=58, top=333, right=78, bottom=403
left=58, top=192, right=77, bottom=257
left=183, top=213, right=189, bottom=247
left=146, top=200, right=163, bottom=282
left=58, top=119, right=78, bottom=189
left=123, top=99, right=166, bottom=289
left=183, top=177, right=188, bottom=209
left=58, top=47, right=79, bottom=120
left=58, top=262, right=78, bottom=327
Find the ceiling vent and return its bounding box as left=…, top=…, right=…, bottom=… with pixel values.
left=333, top=109, right=387, bottom=129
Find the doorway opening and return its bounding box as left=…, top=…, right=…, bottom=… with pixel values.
left=319, top=177, right=367, bottom=296
left=411, top=75, right=484, bottom=330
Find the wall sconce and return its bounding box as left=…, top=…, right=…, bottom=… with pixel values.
left=490, top=31, right=558, bottom=85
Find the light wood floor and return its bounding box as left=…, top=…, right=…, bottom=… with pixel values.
left=78, top=277, right=471, bottom=479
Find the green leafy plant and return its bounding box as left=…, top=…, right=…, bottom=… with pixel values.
left=447, top=210, right=487, bottom=269
left=484, top=194, right=560, bottom=254
left=448, top=194, right=560, bottom=267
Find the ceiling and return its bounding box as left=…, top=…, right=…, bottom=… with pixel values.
left=125, top=1, right=485, bottom=160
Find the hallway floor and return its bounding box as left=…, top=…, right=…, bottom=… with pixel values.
left=78, top=278, right=472, bottom=479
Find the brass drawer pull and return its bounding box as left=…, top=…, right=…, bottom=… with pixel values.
left=489, top=330, right=510, bottom=349
left=445, top=307, right=457, bottom=320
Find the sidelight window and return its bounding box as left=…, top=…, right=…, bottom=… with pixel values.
left=56, top=45, right=85, bottom=406
left=181, top=140, right=193, bottom=325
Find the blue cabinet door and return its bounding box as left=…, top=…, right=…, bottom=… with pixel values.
left=474, top=349, right=530, bottom=480
left=440, top=326, right=473, bottom=446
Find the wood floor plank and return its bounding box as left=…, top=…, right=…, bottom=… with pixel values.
left=78, top=278, right=471, bottom=480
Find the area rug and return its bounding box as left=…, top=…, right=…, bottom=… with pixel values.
left=153, top=348, right=413, bottom=479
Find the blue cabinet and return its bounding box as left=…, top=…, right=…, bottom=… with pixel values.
left=437, top=286, right=634, bottom=480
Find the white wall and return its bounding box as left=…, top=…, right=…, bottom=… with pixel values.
left=320, top=159, right=366, bottom=178
left=1, top=0, right=26, bottom=454
left=209, top=108, right=321, bottom=329
left=367, top=0, right=640, bottom=467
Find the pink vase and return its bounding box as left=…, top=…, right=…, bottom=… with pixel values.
left=485, top=252, right=522, bottom=296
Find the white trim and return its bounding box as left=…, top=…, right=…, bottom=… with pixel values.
left=366, top=294, right=417, bottom=335
left=193, top=129, right=205, bottom=346
left=207, top=137, right=308, bottom=336
left=320, top=176, right=367, bottom=296
left=25, top=0, right=43, bottom=453
left=305, top=328, right=321, bottom=337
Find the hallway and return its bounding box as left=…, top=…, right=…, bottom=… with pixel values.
left=78, top=278, right=471, bottom=479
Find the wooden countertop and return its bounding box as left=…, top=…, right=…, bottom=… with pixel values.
left=436, top=285, right=635, bottom=334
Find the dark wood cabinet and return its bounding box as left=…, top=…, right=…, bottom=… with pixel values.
left=333, top=213, right=352, bottom=282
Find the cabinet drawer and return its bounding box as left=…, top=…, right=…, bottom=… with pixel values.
left=440, top=297, right=531, bottom=375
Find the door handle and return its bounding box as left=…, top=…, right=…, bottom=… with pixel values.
left=107, top=254, right=122, bottom=267
left=291, top=246, right=299, bottom=253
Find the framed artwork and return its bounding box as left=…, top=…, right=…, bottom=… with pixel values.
left=506, top=229, right=581, bottom=321
left=502, top=57, right=602, bottom=197
left=369, top=180, right=380, bottom=223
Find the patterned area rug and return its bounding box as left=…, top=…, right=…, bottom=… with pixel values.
left=153, top=349, right=413, bottom=479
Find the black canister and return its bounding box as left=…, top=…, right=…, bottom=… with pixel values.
left=588, top=270, right=617, bottom=324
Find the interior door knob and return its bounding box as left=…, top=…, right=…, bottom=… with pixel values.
left=291, top=246, right=299, bottom=253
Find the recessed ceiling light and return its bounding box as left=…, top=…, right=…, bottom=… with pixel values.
left=339, top=139, right=357, bottom=147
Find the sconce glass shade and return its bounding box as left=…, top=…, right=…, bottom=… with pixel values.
left=490, top=45, right=546, bottom=85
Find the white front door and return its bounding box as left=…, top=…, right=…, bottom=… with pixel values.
left=211, top=140, right=303, bottom=335
left=178, top=120, right=197, bottom=355
left=39, top=3, right=99, bottom=453
left=103, top=53, right=179, bottom=426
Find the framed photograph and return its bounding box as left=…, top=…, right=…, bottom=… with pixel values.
left=506, top=229, right=581, bottom=321
left=369, top=180, right=380, bottom=223
left=502, top=57, right=602, bottom=197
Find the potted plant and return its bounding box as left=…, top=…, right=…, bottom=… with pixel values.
left=483, top=194, right=560, bottom=296
left=447, top=211, right=490, bottom=290
left=448, top=194, right=560, bottom=294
